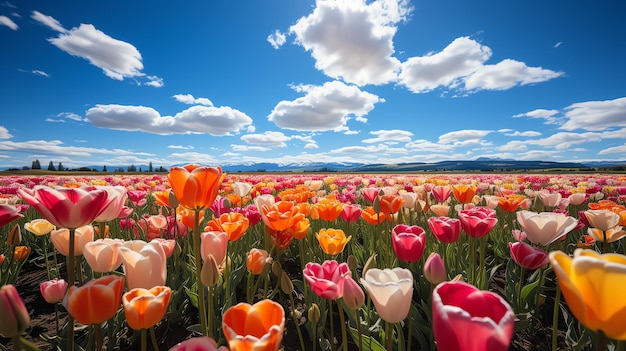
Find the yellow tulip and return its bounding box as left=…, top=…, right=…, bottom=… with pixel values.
left=315, top=228, right=351, bottom=255
left=549, top=249, right=626, bottom=340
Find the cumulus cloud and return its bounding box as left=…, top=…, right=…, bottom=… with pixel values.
left=0, top=126, right=13, bottom=139
left=405, top=139, right=454, bottom=153
left=438, top=129, right=493, bottom=145
left=167, top=145, right=194, bottom=150
left=289, top=0, right=410, bottom=85
left=560, top=97, right=626, bottom=131
left=241, top=131, right=290, bottom=148
left=362, top=129, right=413, bottom=143
left=86, top=104, right=253, bottom=136
left=0, top=15, right=17, bottom=30
left=173, top=94, right=213, bottom=106
left=268, top=80, right=383, bottom=131
left=267, top=30, right=286, bottom=49
left=599, top=143, right=626, bottom=155
left=501, top=130, right=542, bottom=137
left=513, top=108, right=563, bottom=125
left=464, top=59, right=563, bottom=91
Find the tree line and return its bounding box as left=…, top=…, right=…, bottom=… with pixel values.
left=27, top=160, right=167, bottom=173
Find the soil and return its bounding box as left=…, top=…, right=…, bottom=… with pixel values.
left=2, top=258, right=566, bottom=351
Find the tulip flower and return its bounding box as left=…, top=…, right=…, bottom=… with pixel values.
left=169, top=337, right=228, bottom=351
left=119, top=240, right=167, bottom=289
left=122, top=286, right=172, bottom=330
left=93, top=186, right=128, bottom=222
left=50, top=225, right=95, bottom=256
left=432, top=281, right=514, bottom=351
left=168, top=164, right=223, bottom=210
left=516, top=210, right=579, bottom=246
left=584, top=209, right=621, bottom=232
left=538, top=191, right=562, bottom=208
left=18, top=185, right=108, bottom=229
left=550, top=249, right=626, bottom=340
left=431, top=185, right=452, bottom=203
left=24, top=218, right=55, bottom=236
left=587, top=226, right=626, bottom=243
left=316, top=228, right=351, bottom=255
left=497, top=195, right=526, bottom=212
left=303, top=260, right=350, bottom=300
left=391, top=224, right=426, bottom=262
left=0, top=204, right=23, bottom=228
left=200, top=231, right=228, bottom=265
left=0, top=284, right=30, bottom=338
left=66, top=275, right=124, bottom=325
left=128, top=190, right=148, bottom=207
left=40, top=278, right=68, bottom=304
left=378, top=194, right=403, bottom=215
left=232, top=182, right=253, bottom=197
left=453, top=184, right=477, bottom=204
left=315, top=199, right=344, bottom=221
left=201, top=254, right=221, bottom=287
left=424, top=252, right=447, bottom=285
left=151, top=238, right=177, bottom=258
left=261, top=201, right=305, bottom=232
left=361, top=187, right=380, bottom=203
left=360, top=206, right=386, bottom=225
left=13, top=246, right=30, bottom=262
left=83, top=238, right=124, bottom=273
left=204, top=212, right=249, bottom=242
left=509, top=241, right=549, bottom=270
left=360, top=268, right=413, bottom=323
left=246, top=248, right=271, bottom=275
left=459, top=207, right=498, bottom=238
left=222, top=299, right=285, bottom=351
left=428, top=216, right=461, bottom=244
left=342, top=275, right=365, bottom=310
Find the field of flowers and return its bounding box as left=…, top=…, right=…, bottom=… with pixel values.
left=0, top=167, right=625, bottom=351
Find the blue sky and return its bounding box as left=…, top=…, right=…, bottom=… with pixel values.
left=1, top=0, right=625, bottom=170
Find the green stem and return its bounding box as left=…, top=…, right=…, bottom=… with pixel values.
left=385, top=321, right=394, bottom=351
left=533, top=267, right=545, bottom=315
left=354, top=309, right=363, bottom=351
left=95, top=323, right=103, bottom=351
left=43, top=238, right=51, bottom=281
left=193, top=209, right=208, bottom=337
left=597, top=331, right=608, bottom=351
left=616, top=340, right=626, bottom=351
left=329, top=299, right=336, bottom=351
left=469, top=236, right=476, bottom=285
left=140, top=328, right=147, bottom=351
left=289, top=293, right=306, bottom=351
left=67, top=228, right=75, bottom=351
left=338, top=302, right=347, bottom=351
left=150, top=327, right=159, bottom=351
left=517, top=266, right=526, bottom=312
left=478, top=236, right=487, bottom=289
left=11, top=336, right=20, bottom=351
left=208, top=285, right=215, bottom=339
left=552, top=284, right=561, bottom=351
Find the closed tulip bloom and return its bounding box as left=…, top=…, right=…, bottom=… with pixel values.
left=360, top=268, right=413, bottom=323
left=315, top=199, right=344, bottom=221
left=0, top=285, right=30, bottom=338
left=66, top=275, right=125, bottom=325
left=222, top=299, right=285, bottom=351
left=430, top=204, right=450, bottom=217
left=232, top=182, right=253, bottom=197
left=428, top=216, right=461, bottom=244
left=168, top=164, right=223, bottom=210
left=50, top=225, right=95, bottom=256
left=517, top=210, right=579, bottom=246
left=13, top=246, right=30, bottom=262
left=24, top=218, right=55, bottom=236
left=340, top=204, right=362, bottom=223
left=550, top=249, right=626, bottom=340
left=40, top=278, right=68, bottom=304
left=588, top=226, right=626, bottom=243
left=538, top=191, right=562, bottom=208
left=569, top=192, right=587, bottom=206
left=303, top=260, right=350, bottom=300
left=584, top=209, right=621, bottom=231
left=391, top=224, right=426, bottom=263
left=201, top=254, right=221, bottom=287
left=453, top=184, right=477, bottom=204
left=361, top=187, right=380, bottom=203
left=119, top=240, right=167, bottom=290
left=400, top=191, right=417, bottom=209
left=246, top=248, right=271, bottom=275
left=509, top=241, right=549, bottom=270
left=342, top=275, right=365, bottom=310
left=200, top=231, right=228, bottom=265
left=424, top=252, right=447, bottom=285
left=122, top=286, right=171, bottom=330
left=169, top=337, right=228, bottom=351
left=378, top=194, right=403, bottom=215
left=83, top=238, right=124, bottom=273
left=18, top=185, right=108, bottom=229
left=431, top=185, right=452, bottom=203
left=459, top=207, right=498, bottom=238
left=94, top=186, right=128, bottom=222
left=433, top=281, right=514, bottom=351
left=316, top=228, right=352, bottom=255
left=0, top=204, right=23, bottom=228
left=151, top=238, right=177, bottom=258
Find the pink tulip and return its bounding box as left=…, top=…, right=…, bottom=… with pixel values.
left=424, top=252, right=447, bottom=285
left=427, top=216, right=461, bottom=243
left=93, top=186, right=128, bottom=222
left=509, top=242, right=549, bottom=270
left=431, top=185, right=452, bottom=203
left=169, top=337, right=228, bottom=351
left=458, top=207, right=498, bottom=238
left=0, top=285, right=30, bottom=338
left=40, top=278, right=68, bottom=304
left=433, top=281, right=514, bottom=351
left=0, top=204, right=23, bottom=228
left=119, top=240, right=167, bottom=289
left=50, top=225, right=95, bottom=256
left=18, top=185, right=108, bottom=229
left=360, top=268, right=413, bottom=323
left=151, top=238, right=177, bottom=258
left=342, top=275, right=365, bottom=310
left=361, top=187, right=380, bottom=203
left=303, top=260, right=350, bottom=300
left=83, top=238, right=124, bottom=272
left=391, top=224, right=426, bottom=262
left=200, top=231, right=228, bottom=265
left=340, top=204, right=362, bottom=223
left=516, top=210, right=579, bottom=246
left=128, top=190, right=147, bottom=206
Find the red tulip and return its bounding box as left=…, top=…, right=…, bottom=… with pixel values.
left=0, top=204, right=22, bottom=228
left=509, top=241, right=549, bottom=270
left=427, top=216, right=461, bottom=243
left=391, top=224, right=426, bottom=262
left=458, top=207, right=498, bottom=238
left=433, top=281, right=514, bottom=351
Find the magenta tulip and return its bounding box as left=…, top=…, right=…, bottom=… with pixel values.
left=431, top=185, right=452, bottom=203
left=391, top=224, right=426, bottom=262
left=0, top=204, right=23, bottom=228
left=427, top=216, right=461, bottom=243
left=458, top=207, right=498, bottom=238
left=509, top=242, right=549, bottom=270
left=40, top=278, right=68, bottom=304
left=303, top=260, right=350, bottom=300
left=424, top=252, right=447, bottom=285
left=433, top=281, right=514, bottom=351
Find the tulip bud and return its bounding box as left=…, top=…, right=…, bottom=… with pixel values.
left=271, top=261, right=283, bottom=277
left=280, top=271, right=294, bottom=295
left=168, top=190, right=179, bottom=209
left=13, top=246, right=31, bottom=262
left=0, top=254, right=4, bottom=266
left=362, top=254, right=377, bottom=279
left=0, top=285, right=31, bottom=338
left=201, top=255, right=221, bottom=287
left=308, top=303, right=320, bottom=324
left=347, top=255, right=358, bottom=272
left=342, top=276, right=364, bottom=310
left=40, top=279, right=68, bottom=304
left=424, top=252, right=447, bottom=285
left=7, top=224, right=21, bottom=246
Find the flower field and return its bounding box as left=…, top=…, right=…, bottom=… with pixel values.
left=1, top=168, right=625, bottom=351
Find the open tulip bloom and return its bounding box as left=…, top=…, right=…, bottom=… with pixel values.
left=303, top=260, right=350, bottom=300
left=516, top=210, right=579, bottom=246
left=360, top=267, right=413, bottom=323
left=222, top=299, right=285, bottom=351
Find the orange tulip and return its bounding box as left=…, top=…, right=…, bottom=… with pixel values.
left=378, top=194, right=403, bottom=215
left=316, top=228, right=351, bottom=255
left=122, top=286, right=172, bottom=330
left=289, top=217, right=310, bottom=240
left=452, top=184, right=477, bottom=204
left=314, top=199, right=343, bottom=222
left=262, top=201, right=305, bottom=232
left=222, top=299, right=285, bottom=351
left=361, top=206, right=386, bottom=225
left=246, top=249, right=272, bottom=275
left=497, top=194, right=526, bottom=212
left=205, top=212, right=250, bottom=242
left=66, top=275, right=125, bottom=325
left=168, top=164, right=224, bottom=210
left=13, top=246, right=31, bottom=262
left=153, top=190, right=174, bottom=208
left=177, top=206, right=204, bottom=229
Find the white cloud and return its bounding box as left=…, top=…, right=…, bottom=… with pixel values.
left=599, top=143, right=626, bottom=155
left=58, top=112, right=84, bottom=122
left=173, top=94, right=213, bottom=106
left=167, top=145, right=195, bottom=150
left=166, top=152, right=219, bottom=165
left=464, top=59, right=564, bottom=91
left=144, top=75, right=164, bottom=88
left=231, top=145, right=271, bottom=152
left=405, top=139, right=454, bottom=152
left=31, top=11, right=66, bottom=33
left=268, top=80, right=383, bottom=131
left=438, top=129, right=493, bottom=145
left=502, top=130, right=542, bottom=137
left=289, top=0, right=410, bottom=85
left=0, top=139, right=151, bottom=157
left=86, top=104, right=253, bottom=136
left=241, top=131, right=290, bottom=148
left=560, top=97, right=626, bottom=131
left=329, top=144, right=408, bottom=155
left=513, top=108, right=562, bottom=124
left=0, top=15, right=17, bottom=30
left=362, top=129, right=413, bottom=143
left=32, top=70, right=50, bottom=77
left=267, top=30, right=286, bottom=49
left=0, top=126, right=13, bottom=139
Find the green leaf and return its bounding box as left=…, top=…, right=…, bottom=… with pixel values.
left=184, top=286, right=198, bottom=308
left=348, top=326, right=386, bottom=351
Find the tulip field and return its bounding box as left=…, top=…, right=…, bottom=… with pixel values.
left=0, top=168, right=625, bottom=351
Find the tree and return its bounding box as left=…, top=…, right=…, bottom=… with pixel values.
left=103, top=165, right=107, bottom=172
left=148, top=161, right=153, bottom=173
left=48, top=161, right=56, bottom=171
left=127, top=164, right=137, bottom=172
left=58, top=162, right=64, bottom=171
left=32, top=159, right=41, bottom=170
